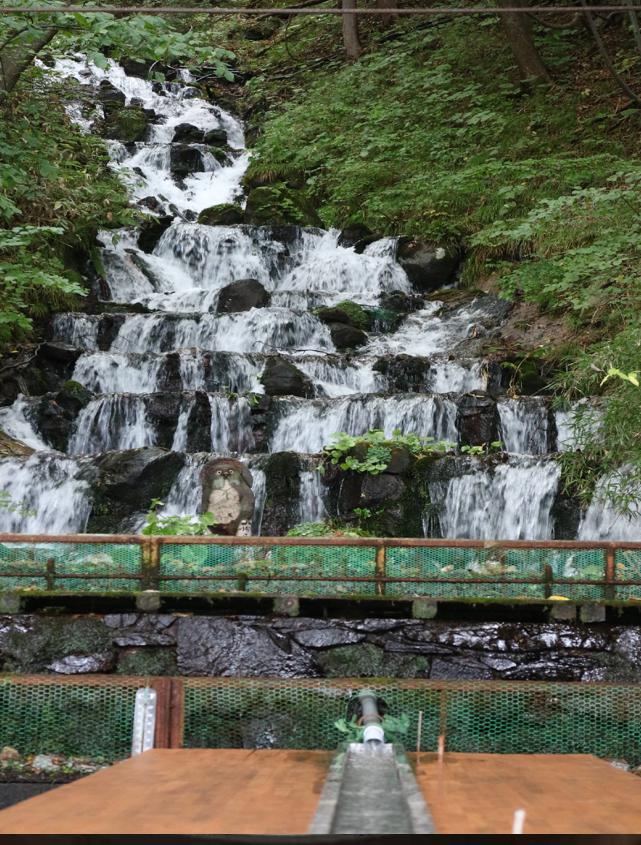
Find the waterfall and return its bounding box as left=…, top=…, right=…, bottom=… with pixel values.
left=72, top=352, right=162, bottom=394
left=270, top=395, right=458, bottom=454
left=578, top=469, right=641, bottom=540
left=250, top=466, right=267, bottom=535
left=209, top=395, right=255, bottom=453
left=10, top=55, right=611, bottom=543
left=0, top=454, right=91, bottom=533
left=0, top=396, right=49, bottom=451
left=298, top=470, right=327, bottom=523
left=68, top=395, right=155, bottom=455
left=428, top=458, right=561, bottom=540
left=498, top=398, right=550, bottom=455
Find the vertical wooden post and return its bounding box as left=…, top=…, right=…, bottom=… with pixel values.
left=375, top=544, right=386, bottom=596
left=605, top=546, right=616, bottom=601
left=169, top=678, right=185, bottom=749
left=45, top=557, right=55, bottom=592
left=543, top=562, right=553, bottom=599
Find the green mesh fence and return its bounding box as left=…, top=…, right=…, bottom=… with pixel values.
left=0, top=541, right=143, bottom=592
left=0, top=538, right=637, bottom=601
left=183, top=679, right=641, bottom=765
left=0, top=677, right=139, bottom=760
left=159, top=543, right=377, bottom=595
left=3, top=677, right=641, bottom=764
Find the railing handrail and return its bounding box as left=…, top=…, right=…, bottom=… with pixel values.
left=1, top=533, right=641, bottom=549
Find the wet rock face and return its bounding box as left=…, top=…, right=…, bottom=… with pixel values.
left=216, top=278, right=270, bottom=313
left=30, top=382, right=93, bottom=452
left=3, top=614, right=641, bottom=683
left=327, top=323, right=368, bottom=351
left=197, top=203, right=244, bottom=226
left=260, top=451, right=302, bottom=535
left=456, top=393, right=499, bottom=447
left=80, top=447, right=185, bottom=533
left=137, top=215, right=173, bottom=254
left=261, top=356, right=314, bottom=398
left=172, top=123, right=228, bottom=146
left=169, top=144, right=208, bottom=179
left=396, top=239, right=461, bottom=292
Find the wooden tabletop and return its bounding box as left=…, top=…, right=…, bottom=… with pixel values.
left=0, top=749, right=332, bottom=834
left=413, top=752, right=641, bottom=834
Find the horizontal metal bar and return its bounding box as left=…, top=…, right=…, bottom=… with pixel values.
left=3, top=533, right=639, bottom=549
left=1, top=571, right=638, bottom=585
left=0, top=5, right=638, bottom=14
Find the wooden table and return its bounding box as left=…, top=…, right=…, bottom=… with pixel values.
left=0, top=749, right=332, bottom=834
left=413, top=752, right=641, bottom=834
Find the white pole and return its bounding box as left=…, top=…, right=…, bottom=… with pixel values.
left=512, top=808, right=526, bottom=834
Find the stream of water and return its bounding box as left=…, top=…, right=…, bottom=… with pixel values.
left=0, top=57, right=637, bottom=539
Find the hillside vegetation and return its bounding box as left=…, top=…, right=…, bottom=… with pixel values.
left=2, top=3, right=641, bottom=508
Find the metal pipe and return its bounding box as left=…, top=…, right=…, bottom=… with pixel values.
left=357, top=689, right=384, bottom=746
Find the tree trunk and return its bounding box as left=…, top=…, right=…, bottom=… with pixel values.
left=376, top=0, right=398, bottom=28
left=342, top=0, right=362, bottom=61
left=497, top=0, right=551, bottom=84
left=0, top=28, right=57, bottom=98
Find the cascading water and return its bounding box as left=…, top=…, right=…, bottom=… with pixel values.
left=0, top=56, right=634, bottom=540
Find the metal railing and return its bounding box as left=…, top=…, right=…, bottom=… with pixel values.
left=1, top=534, right=641, bottom=600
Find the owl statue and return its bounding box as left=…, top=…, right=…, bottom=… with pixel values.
left=200, top=458, right=255, bottom=536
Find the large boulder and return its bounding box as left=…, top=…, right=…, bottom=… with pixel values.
left=197, top=203, right=244, bottom=226
left=315, top=301, right=372, bottom=332
left=30, top=381, right=93, bottom=452
left=337, top=223, right=376, bottom=252
left=327, top=323, right=368, bottom=351
left=261, top=356, right=314, bottom=398
left=170, top=145, right=207, bottom=179
left=244, top=184, right=322, bottom=227
left=456, top=394, right=499, bottom=447
left=217, top=278, right=270, bottom=313
left=137, top=215, right=173, bottom=254
left=200, top=458, right=255, bottom=536
left=101, top=105, right=153, bottom=143
left=172, top=123, right=228, bottom=145
left=97, top=80, right=125, bottom=112
left=260, top=452, right=302, bottom=535
left=82, top=447, right=185, bottom=533
left=396, top=239, right=461, bottom=292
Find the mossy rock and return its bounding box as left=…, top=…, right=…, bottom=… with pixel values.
left=116, top=647, right=177, bottom=676
left=316, top=643, right=429, bottom=678
left=101, top=106, right=151, bottom=143
left=315, top=301, right=373, bottom=332
left=197, top=203, right=244, bottom=226
left=244, top=184, right=322, bottom=227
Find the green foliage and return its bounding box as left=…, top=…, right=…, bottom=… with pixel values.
left=334, top=712, right=410, bottom=744
left=141, top=499, right=215, bottom=536
left=460, top=441, right=503, bottom=457
left=322, top=430, right=453, bottom=476
left=286, top=521, right=367, bottom=538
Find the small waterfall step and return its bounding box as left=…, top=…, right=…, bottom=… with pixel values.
left=310, top=743, right=434, bottom=835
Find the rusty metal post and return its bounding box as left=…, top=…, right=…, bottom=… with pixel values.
left=45, top=558, right=56, bottom=592
left=605, top=546, right=616, bottom=601
left=375, top=544, right=386, bottom=596
left=543, top=562, right=553, bottom=599
left=169, top=678, right=185, bottom=749
left=152, top=677, right=172, bottom=749
left=141, top=537, right=160, bottom=591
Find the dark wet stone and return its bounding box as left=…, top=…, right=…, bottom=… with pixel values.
left=217, top=278, right=270, bottom=313
left=260, top=452, right=302, bottom=536
left=292, top=628, right=365, bottom=648
left=170, top=144, right=207, bottom=179
left=137, top=215, right=173, bottom=253
left=176, top=617, right=315, bottom=677
left=396, top=239, right=461, bottom=292
left=338, top=223, right=374, bottom=250
left=103, top=613, right=139, bottom=629
left=328, top=323, right=368, bottom=351
left=261, top=356, right=313, bottom=398
left=430, top=657, right=492, bottom=680
left=197, top=202, right=244, bottom=226
left=113, top=633, right=174, bottom=647
left=456, top=394, right=499, bottom=447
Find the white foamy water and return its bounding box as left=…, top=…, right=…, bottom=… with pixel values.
left=429, top=458, right=561, bottom=540
left=498, top=398, right=550, bottom=456
left=298, top=470, right=328, bottom=523
left=0, top=454, right=91, bottom=533
left=270, top=395, right=458, bottom=454
left=68, top=395, right=155, bottom=455
left=579, top=469, right=641, bottom=540
left=0, top=396, right=48, bottom=451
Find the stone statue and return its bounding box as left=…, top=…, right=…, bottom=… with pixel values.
left=200, top=458, right=255, bottom=536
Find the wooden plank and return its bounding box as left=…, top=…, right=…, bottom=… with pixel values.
left=0, top=749, right=332, bottom=834
left=412, top=752, right=641, bottom=834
